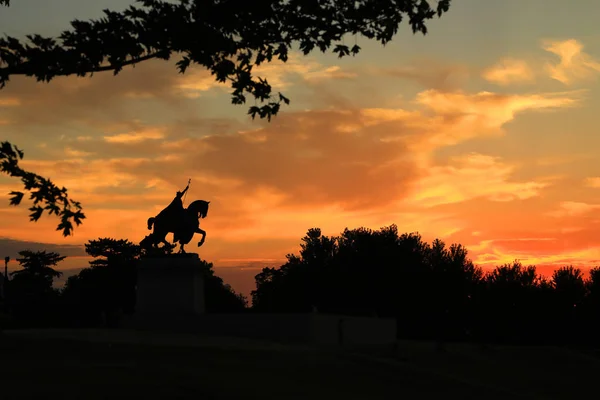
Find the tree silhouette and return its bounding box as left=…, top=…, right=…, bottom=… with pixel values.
left=551, top=266, right=586, bottom=343
left=198, top=259, right=248, bottom=312
left=583, top=267, right=600, bottom=342
left=3, top=223, right=600, bottom=347
left=11, top=250, right=64, bottom=284
left=250, top=226, right=600, bottom=347
left=479, top=261, right=551, bottom=344
left=252, top=266, right=286, bottom=312
left=62, top=237, right=246, bottom=326
left=252, top=225, right=485, bottom=341
left=425, top=240, right=483, bottom=343
left=62, top=238, right=141, bottom=326
left=0, top=0, right=451, bottom=233
left=7, top=250, right=65, bottom=325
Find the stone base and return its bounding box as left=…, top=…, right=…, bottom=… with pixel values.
left=133, top=254, right=205, bottom=325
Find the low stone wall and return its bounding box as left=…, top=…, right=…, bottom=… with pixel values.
left=196, top=313, right=313, bottom=344
left=131, top=255, right=396, bottom=347
left=128, top=312, right=397, bottom=347
left=309, top=314, right=397, bottom=346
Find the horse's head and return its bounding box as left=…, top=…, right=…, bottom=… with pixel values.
left=187, top=200, right=210, bottom=219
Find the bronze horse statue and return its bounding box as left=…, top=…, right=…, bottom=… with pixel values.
left=140, top=184, right=210, bottom=253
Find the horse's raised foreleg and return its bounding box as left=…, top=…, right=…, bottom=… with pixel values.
left=196, top=228, right=206, bottom=247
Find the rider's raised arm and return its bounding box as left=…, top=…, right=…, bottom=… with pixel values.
left=180, top=185, right=189, bottom=196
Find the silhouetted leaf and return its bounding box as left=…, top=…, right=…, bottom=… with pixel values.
left=8, top=190, right=24, bottom=205
left=279, top=92, right=290, bottom=105
left=28, top=205, right=44, bottom=221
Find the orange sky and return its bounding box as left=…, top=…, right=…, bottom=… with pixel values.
left=2, top=0, right=600, bottom=296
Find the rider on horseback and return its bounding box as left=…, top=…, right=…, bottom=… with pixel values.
left=143, top=178, right=210, bottom=253
left=166, top=181, right=190, bottom=222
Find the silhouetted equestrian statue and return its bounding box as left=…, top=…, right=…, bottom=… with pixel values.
left=140, top=180, right=210, bottom=253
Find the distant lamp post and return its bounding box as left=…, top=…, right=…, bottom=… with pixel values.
left=3, top=256, right=8, bottom=280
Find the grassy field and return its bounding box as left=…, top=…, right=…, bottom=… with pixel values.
left=0, top=329, right=598, bottom=399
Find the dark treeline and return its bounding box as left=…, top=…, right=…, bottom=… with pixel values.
left=2, top=225, right=599, bottom=348
left=0, top=238, right=247, bottom=328
left=251, top=225, right=600, bottom=347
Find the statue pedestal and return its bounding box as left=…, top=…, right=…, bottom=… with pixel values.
left=132, top=254, right=205, bottom=329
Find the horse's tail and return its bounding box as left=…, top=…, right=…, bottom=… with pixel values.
left=147, top=217, right=156, bottom=230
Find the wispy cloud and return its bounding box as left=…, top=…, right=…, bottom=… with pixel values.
left=104, top=128, right=166, bottom=144
left=0, top=97, right=20, bottom=106
left=482, top=38, right=600, bottom=86
left=584, top=177, right=600, bottom=188
left=547, top=201, right=600, bottom=217
left=406, top=153, right=550, bottom=207
left=482, top=58, right=535, bottom=85
left=378, top=59, right=470, bottom=90
left=543, top=39, right=600, bottom=84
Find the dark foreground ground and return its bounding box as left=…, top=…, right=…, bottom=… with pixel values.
left=0, top=329, right=599, bottom=399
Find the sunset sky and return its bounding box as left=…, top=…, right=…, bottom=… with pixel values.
left=2, top=0, right=600, bottom=296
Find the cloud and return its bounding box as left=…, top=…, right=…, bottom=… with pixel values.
left=543, top=39, right=600, bottom=84
left=378, top=58, right=470, bottom=91
left=0, top=97, right=20, bottom=106
left=170, top=69, right=225, bottom=99
left=406, top=153, right=550, bottom=208
left=252, top=54, right=358, bottom=89
left=0, top=61, right=186, bottom=127
left=170, top=110, right=419, bottom=213
left=414, top=89, right=578, bottom=118
left=547, top=201, right=600, bottom=217
left=64, top=147, right=94, bottom=158
left=441, top=219, right=600, bottom=276
left=0, top=52, right=355, bottom=131
left=405, top=89, right=580, bottom=153
left=0, top=237, right=87, bottom=260
left=482, top=58, right=535, bottom=85
left=104, top=128, right=166, bottom=144
left=0, top=83, right=577, bottom=246
left=584, top=177, right=600, bottom=188
left=468, top=234, right=600, bottom=275
left=481, top=39, right=600, bottom=86
left=535, top=153, right=591, bottom=167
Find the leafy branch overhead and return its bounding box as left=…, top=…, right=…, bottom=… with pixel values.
left=0, top=0, right=450, bottom=235
left=0, top=141, right=85, bottom=236
left=0, top=0, right=451, bottom=120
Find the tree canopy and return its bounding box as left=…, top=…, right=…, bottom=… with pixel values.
left=7, top=250, right=65, bottom=324
left=1, top=0, right=451, bottom=119
left=60, top=237, right=246, bottom=326
left=11, top=249, right=65, bottom=281
left=0, top=0, right=451, bottom=235
left=251, top=225, right=600, bottom=345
